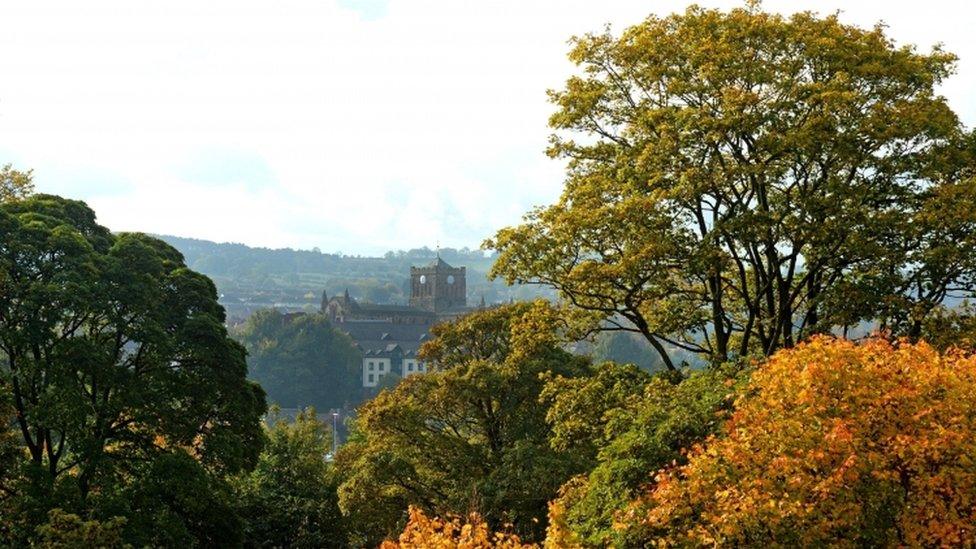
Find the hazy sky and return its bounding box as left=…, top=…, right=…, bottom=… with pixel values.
left=1, top=1, right=972, bottom=255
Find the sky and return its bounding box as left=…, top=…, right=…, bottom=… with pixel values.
left=0, top=1, right=973, bottom=256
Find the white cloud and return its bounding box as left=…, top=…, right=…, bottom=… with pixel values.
left=0, top=0, right=973, bottom=254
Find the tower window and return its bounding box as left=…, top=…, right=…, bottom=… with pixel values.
left=447, top=275, right=455, bottom=284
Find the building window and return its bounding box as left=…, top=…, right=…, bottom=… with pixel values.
left=367, top=374, right=374, bottom=383
left=368, top=362, right=374, bottom=371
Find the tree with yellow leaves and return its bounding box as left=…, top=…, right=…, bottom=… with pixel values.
left=0, top=163, right=33, bottom=203
left=336, top=302, right=590, bottom=545
left=381, top=507, right=535, bottom=549
left=625, top=337, right=976, bottom=546
left=487, top=3, right=976, bottom=369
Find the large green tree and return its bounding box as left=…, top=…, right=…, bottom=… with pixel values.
left=487, top=5, right=976, bottom=369
left=335, top=302, right=590, bottom=545
left=236, top=309, right=363, bottom=409
left=0, top=194, right=266, bottom=544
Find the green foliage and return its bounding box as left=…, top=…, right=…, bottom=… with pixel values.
left=487, top=4, right=976, bottom=369
left=35, top=509, right=128, bottom=549
left=543, top=364, right=745, bottom=547
left=336, top=302, right=590, bottom=545
left=236, top=310, right=364, bottom=409
left=0, top=382, right=19, bottom=498
left=232, top=408, right=347, bottom=548
left=104, top=451, right=244, bottom=547
left=0, top=194, right=267, bottom=545
left=542, top=362, right=654, bottom=461
left=921, top=302, right=976, bottom=351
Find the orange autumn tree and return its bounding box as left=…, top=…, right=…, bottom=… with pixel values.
left=622, top=336, right=976, bottom=547
left=381, top=507, right=535, bottom=549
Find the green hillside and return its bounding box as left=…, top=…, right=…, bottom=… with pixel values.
left=155, top=235, right=550, bottom=323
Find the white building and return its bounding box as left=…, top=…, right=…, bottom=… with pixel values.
left=359, top=341, right=427, bottom=387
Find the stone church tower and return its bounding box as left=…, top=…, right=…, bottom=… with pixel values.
left=409, top=257, right=466, bottom=313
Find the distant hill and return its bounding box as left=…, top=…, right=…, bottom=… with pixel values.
left=155, top=235, right=551, bottom=323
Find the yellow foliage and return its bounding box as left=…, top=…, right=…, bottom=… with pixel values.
left=543, top=498, right=582, bottom=549
left=624, top=337, right=976, bottom=546
left=382, top=507, right=536, bottom=549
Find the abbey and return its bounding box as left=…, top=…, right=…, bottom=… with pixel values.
left=321, top=257, right=474, bottom=388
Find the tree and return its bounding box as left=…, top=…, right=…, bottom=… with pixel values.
left=232, top=408, right=347, bottom=548
left=107, top=450, right=245, bottom=547
left=0, top=164, right=34, bottom=203
left=920, top=301, right=976, bottom=351
left=0, top=194, right=266, bottom=544
left=541, top=363, right=743, bottom=546
left=237, top=310, right=363, bottom=409
left=487, top=5, right=974, bottom=369
left=336, top=302, right=590, bottom=545
left=625, top=337, right=976, bottom=546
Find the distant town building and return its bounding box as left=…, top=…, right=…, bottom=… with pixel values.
left=322, top=256, right=476, bottom=388
left=409, top=258, right=467, bottom=313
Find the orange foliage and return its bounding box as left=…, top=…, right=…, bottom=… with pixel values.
left=382, top=507, right=536, bottom=549
left=625, top=336, right=976, bottom=546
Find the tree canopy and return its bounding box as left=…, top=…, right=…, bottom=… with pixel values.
left=487, top=4, right=976, bottom=369
left=0, top=194, right=266, bottom=545
left=335, top=302, right=590, bottom=545
left=626, top=337, right=976, bottom=546
left=236, top=310, right=364, bottom=409
left=232, top=408, right=347, bottom=548
left=542, top=363, right=743, bottom=546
